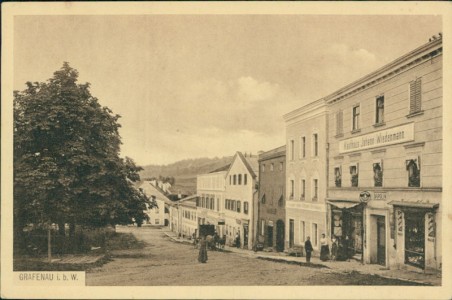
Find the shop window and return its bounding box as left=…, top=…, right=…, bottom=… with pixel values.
left=334, top=166, right=342, bottom=187
left=406, top=157, right=420, bottom=187
left=350, top=164, right=359, bottom=187
left=375, top=96, right=385, bottom=124
left=352, top=105, right=360, bottom=131
left=405, top=212, right=425, bottom=269
left=373, top=161, right=383, bottom=187
left=409, top=78, right=422, bottom=114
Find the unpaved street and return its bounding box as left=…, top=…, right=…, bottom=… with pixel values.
left=86, top=227, right=420, bottom=286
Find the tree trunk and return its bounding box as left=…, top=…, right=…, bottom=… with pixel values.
left=58, top=222, right=66, bottom=236
left=47, top=228, right=52, bottom=262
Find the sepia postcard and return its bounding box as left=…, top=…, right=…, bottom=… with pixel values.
left=2, top=2, right=452, bottom=299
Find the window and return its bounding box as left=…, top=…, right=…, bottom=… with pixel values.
left=262, top=164, right=265, bottom=172
left=406, top=157, right=420, bottom=187
left=409, top=78, right=422, bottom=114
left=279, top=162, right=283, bottom=171
left=290, top=140, right=295, bottom=160
left=261, top=220, right=265, bottom=236
left=336, top=110, right=343, bottom=136
left=301, top=179, right=306, bottom=201
left=233, top=174, right=236, bottom=185
left=334, top=166, right=342, bottom=187
left=244, top=202, right=249, bottom=214
left=196, top=197, right=200, bottom=207
left=373, top=161, right=383, bottom=187
left=211, top=198, right=215, bottom=210
left=300, top=221, right=306, bottom=242
left=261, top=194, right=266, bottom=204
left=312, top=223, right=318, bottom=247
left=376, top=96, right=385, bottom=124
left=278, top=195, right=284, bottom=207
left=270, top=163, right=274, bottom=171
left=350, top=164, right=359, bottom=187
left=313, top=134, right=318, bottom=156
left=237, top=201, right=241, bottom=213
left=229, top=175, right=231, bottom=185
left=290, top=180, right=294, bottom=199
left=352, top=105, right=360, bottom=131
left=238, top=174, right=242, bottom=185
left=302, top=136, right=306, bottom=158
left=217, top=198, right=220, bottom=212
left=244, top=174, right=247, bottom=185
left=313, top=179, right=318, bottom=201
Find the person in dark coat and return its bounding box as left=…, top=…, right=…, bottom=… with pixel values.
left=304, top=236, right=313, bottom=263
left=198, top=235, right=208, bottom=263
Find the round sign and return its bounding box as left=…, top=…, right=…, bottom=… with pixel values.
left=359, top=191, right=371, bottom=202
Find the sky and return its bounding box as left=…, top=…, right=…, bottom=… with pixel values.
left=13, top=15, right=442, bottom=166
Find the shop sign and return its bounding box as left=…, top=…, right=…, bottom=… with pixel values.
left=339, top=123, right=414, bottom=153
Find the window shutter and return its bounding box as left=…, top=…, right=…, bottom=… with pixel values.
left=415, top=78, right=422, bottom=112
left=410, top=78, right=422, bottom=113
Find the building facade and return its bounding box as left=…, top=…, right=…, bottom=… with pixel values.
left=139, top=181, right=171, bottom=226
left=257, top=146, right=286, bottom=252
left=196, top=167, right=228, bottom=237
left=325, top=38, right=442, bottom=271
left=224, top=152, right=258, bottom=249
left=178, top=195, right=198, bottom=238
left=283, top=99, right=329, bottom=253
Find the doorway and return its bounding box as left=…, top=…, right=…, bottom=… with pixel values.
left=243, top=224, right=249, bottom=247
left=289, top=219, right=294, bottom=248
left=377, top=216, right=386, bottom=266
left=405, top=212, right=425, bottom=269
left=266, top=225, right=273, bottom=247
left=276, top=220, right=285, bottom=252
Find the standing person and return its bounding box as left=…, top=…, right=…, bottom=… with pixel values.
left=198, top=235, right=208, bottom=263
left=320, top=233, right=330, bottom=261
left=304, top=236, right=313, bottom=263
left=235, top=232, right=241, bottom=248
left=331, top=235, right=338, bottom=261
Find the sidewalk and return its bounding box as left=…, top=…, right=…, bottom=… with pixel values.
left=163, top=230, right=440, bottom=286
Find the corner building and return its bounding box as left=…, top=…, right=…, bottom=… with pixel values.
left=283, top=99, right=328, bottom=253
left=325, top=38, right=442, bottom=272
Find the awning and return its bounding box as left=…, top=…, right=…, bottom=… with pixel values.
left=389, top=201, right=439, bottom=210
left=327, top=199, right=361, bottom=209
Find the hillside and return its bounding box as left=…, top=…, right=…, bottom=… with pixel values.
left=139, top=156, right=233, bottom=195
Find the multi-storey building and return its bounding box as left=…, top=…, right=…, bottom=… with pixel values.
left=178, top=195, right=198, bottom=238
left=224, top=152, right=258, bottom=249
left=283, top=99, right=328, bottom=252
left=196, top=165, right=228, bottom=237
left=139, top=181, right=171, bottom=226
left=326, top=37, right=442, bottom=272
left=257, top=146, right=286, bottom=252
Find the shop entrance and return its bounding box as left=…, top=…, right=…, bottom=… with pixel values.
left=405, top=212, right=425, bottom=269
left=377, top=216, right=386, bottom=266
left=331, top=203, right=363, bottom=261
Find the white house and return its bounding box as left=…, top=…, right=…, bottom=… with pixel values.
left=139, top=181, right=172, bottom=226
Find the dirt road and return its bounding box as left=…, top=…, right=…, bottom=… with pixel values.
left=86, top=226, right=421, bottom=286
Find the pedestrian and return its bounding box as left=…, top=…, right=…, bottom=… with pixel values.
left=235, top=232, right=241, bottom=248
left=320, top=233, right=330, bottom=261
left=331, top=235, right=338, bottom=261
left=304, top=236, right=313, bottom=263
left=198, top=235, right=208, bottom=263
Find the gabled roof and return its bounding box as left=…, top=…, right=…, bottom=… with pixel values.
left=209, top=164, right=231, bottom=173
left=227, top=151, right=259, bottom=179
left=138, top=181, right=174, bottom=206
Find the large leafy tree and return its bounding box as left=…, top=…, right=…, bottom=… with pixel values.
left=14, top=63, right=152, bottom=242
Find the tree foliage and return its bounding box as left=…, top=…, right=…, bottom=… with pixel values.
left=14, top=63, right=152, bottom=234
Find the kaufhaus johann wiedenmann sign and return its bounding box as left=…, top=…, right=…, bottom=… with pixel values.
left=339, top=123, right=415, bottom=154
